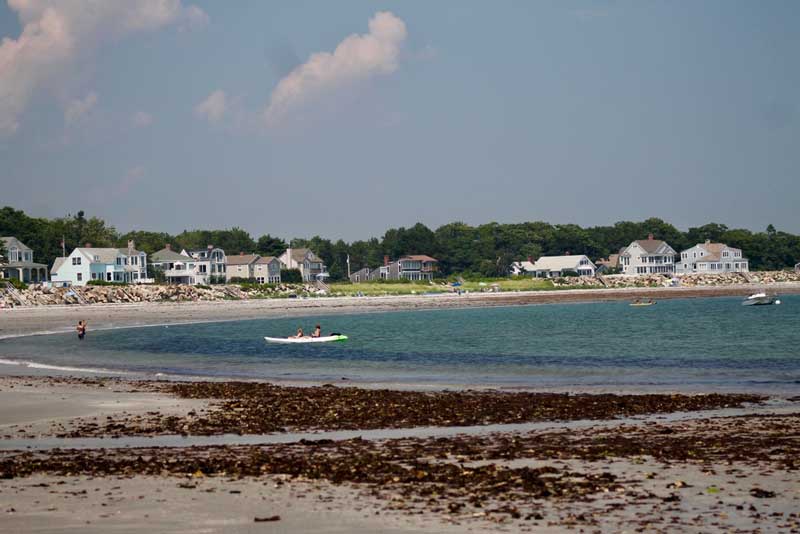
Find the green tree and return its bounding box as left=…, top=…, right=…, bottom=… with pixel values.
left=256, top=234, right=287, bottom=257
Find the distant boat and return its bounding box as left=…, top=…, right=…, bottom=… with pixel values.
left=630, top=300, right=656, bottom=307
left=742, top=293, right=781, bottom=306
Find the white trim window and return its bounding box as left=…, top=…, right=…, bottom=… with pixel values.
left=72, top=257, right=82, bottom=265
left=77, top=273, right=83, bottom=282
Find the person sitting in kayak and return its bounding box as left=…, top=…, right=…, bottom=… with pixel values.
left=293, top=326, right=304, bottom=338
left=311, top=324, right=321, bottom=338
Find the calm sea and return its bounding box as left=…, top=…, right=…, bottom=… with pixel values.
left=1, top=296, right=798, bottom=391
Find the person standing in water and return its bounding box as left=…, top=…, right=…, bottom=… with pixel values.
left=76, top=320, right=87, bottom=340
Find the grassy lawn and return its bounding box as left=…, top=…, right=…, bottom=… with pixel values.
left=327, top=278, right=554, bottom=296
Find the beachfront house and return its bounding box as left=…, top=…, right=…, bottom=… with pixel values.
left=595, top=254, right=620, bottom=274
left=149, top=245, right=199, bottom=285
left=369, top=255, right=439, bottom=281
left=51, top=242, right=148, bottom=286
left=619, top=235, right=677, bottom=275
left=253, top=256, right=282, bottom=284
left=526, top=254, right=597, bottom=278
left=509, top=258, right=536, bottom=276
left=0, top=237, right=49, bottom=283
left=676, top=241, right=749, bottom=274
left=278, top=248, right=327, bottom=282
left=226, top=253, right=260, bottom=282
left=349, top=267, right=373, bottom=283
left=185, top=245, right=227, bottom=283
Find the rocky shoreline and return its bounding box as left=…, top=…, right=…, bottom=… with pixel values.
left=3, top=270, right=800, bottom=308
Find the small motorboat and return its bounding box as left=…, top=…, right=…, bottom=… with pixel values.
left=264, top=334, right=348, bottom=344
left=742, top=292, right=781, bottom=306
left=630, top=300, right=656, bottom=307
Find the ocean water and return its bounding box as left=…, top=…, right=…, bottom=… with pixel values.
left=1, top=296, right=798, bottom=391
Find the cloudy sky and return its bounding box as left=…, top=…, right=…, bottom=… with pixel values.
left=1, top=1, right=798, bottom=240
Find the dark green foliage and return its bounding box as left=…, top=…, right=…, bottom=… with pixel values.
left=2, top=277, right=28, bottom=290
left=281, top=268, right=302, bottom=283
left=256, top=234, right=287, bottom=257
left=561, top=270, right=579, bottom=277
left=2, top=207, right=800, bottom=279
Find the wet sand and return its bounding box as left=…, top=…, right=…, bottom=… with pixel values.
left=0, top=376, right=798, bottom=532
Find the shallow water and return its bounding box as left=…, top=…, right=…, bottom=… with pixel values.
left=1, top=296, right=798, bottom=390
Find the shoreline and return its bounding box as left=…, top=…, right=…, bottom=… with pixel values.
left=2, top=282, right=799, bottom=340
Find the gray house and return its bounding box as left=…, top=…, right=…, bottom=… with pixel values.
left=1, top=237, right=48, bottom=283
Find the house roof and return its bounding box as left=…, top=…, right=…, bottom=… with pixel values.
left=399, top=255, right=438, bottom=262
left=511, top=261, right=536, bottom=272
left=254, top=256, right=278, bottom=264
left=531, top=255, right=596, bottom=272
left=688, top=242, right=746, bottom=263
left=150, top=248, right=191, bottom=262
left=1, top=237, right=32, bottom=252
left=285, top=248, right=324, bottom=263
left=634, top=239, right=669, bottom=254
left=51, top=257, right=66, bottom=274
left=75, top=248, right=125, bottom=264
left=227, top=254, right=260, bottom=266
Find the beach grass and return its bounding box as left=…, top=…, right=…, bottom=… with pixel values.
left=327, top=278, right=554, bottom=296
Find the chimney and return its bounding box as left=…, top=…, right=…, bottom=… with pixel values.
left=207, top=244, right=213, bottom=250
left=647, top=233, right=654, bottom=240
left=240, top=251, right=244, bottom=256
left=527, top=256, right=532, bottom=264
left=165, top=243, right=172, bottom=251
left=565, top=251, right=571, bottom=256
left=705, top=239, right=711, bottom=245
left=85, top=242, right=92, bottom=248
left=384, top=255, right=390, bottom=266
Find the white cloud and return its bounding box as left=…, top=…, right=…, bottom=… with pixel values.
left=0, top=0, right=208, bottom=135
left=264, top=11, right=407, bottom=125
left=64, top=92, right=98, bottom=125
left=133, top=111, right=154, bottom=127
left=194, top=90, right=227, bottom=123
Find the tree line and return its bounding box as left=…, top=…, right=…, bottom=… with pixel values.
left=2, top=206, right=799, bottom=280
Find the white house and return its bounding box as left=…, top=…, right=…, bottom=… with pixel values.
left=149, top=246, right=199, bottom=285
left=515, top=254, right=596, bottom=278
left=226, top=253, right=260, bottom=282
left=509, top=259, right=536, bottom=276
left=184, top=245, right=227, bottom=283
left=676, top=241, right=749, bottom=274
left=1, top=236, right=48, bottom=283
left=253, top=256, right=282, bottom=284
left=619, top=235, right=677, bottom=275
left=51, top=242, right=148, bottom=286
left=278, top=248, right=327, bottom=282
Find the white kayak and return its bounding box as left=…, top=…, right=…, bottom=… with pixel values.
left=264, top=335, right=348, bottom=344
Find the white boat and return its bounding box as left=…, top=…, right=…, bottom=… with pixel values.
left=264, top=334, right=348, bottom=344
left=742, top=292, right=781, bottom=306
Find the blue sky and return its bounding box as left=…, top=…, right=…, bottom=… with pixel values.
left=1, top=1, right=798, bottom=240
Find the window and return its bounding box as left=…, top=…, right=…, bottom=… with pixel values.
left=116, top=258, right=122, bottom=265
left=72, top=257, right=82, bottom=265
left=131, top=256, right=138, bottom=265
left=91, top=273, right=98, bottom=280
left=93, top=255, right=100, bottom=262
left=107, top=272, right=112, bottom=281
left=77, top=273, right=83, bottom=282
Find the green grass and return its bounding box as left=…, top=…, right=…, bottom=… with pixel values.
left=327, top=278, right=555, bottom=296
